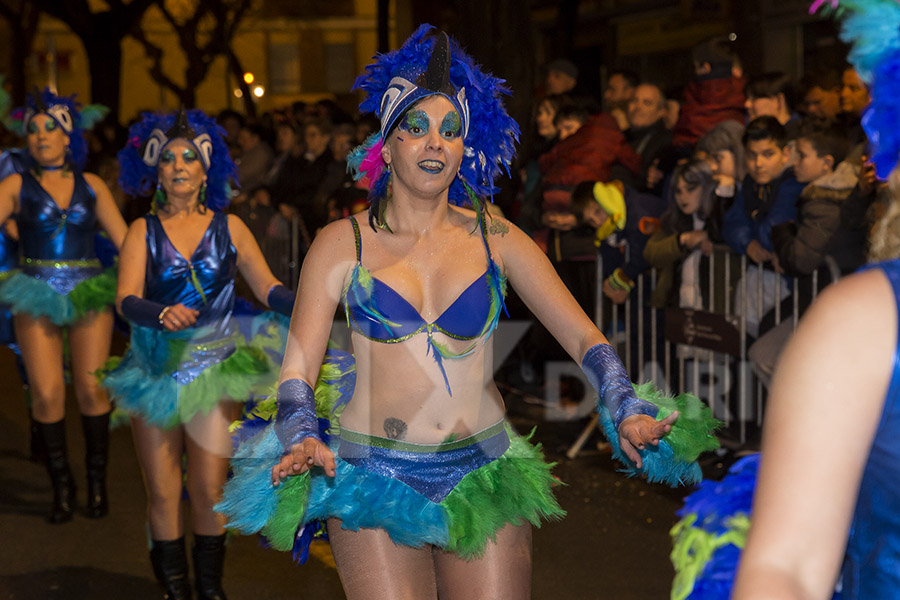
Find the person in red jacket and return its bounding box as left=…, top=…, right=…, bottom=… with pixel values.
left=672, top=36, right=747, bottom=150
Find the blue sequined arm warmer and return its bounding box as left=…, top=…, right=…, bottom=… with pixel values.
left=274, top=379, right=321, bottom=451
left=121, top=295, right=166, bottom=330
left=267, top=285, right=295, bottom=317
left=582, top=343, right=658, bottom=430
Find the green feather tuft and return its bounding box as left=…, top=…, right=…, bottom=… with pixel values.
left=68, top=268, right=117, bottom=320
left=669, top=513, right=749, bottom=600
left=441, top=428, right=565, bottom=559
left=176, top=344, right=273, bottom=423
left=262, top=473, right=312, bottom=551
left=633, top=382, right=722, bottom=462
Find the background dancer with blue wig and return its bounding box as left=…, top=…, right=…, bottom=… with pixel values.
left=0, top=89, right=127, bottom=524
left=218, top=26, right=718, bottom=600
left=106, top=108, right=294, bottom=600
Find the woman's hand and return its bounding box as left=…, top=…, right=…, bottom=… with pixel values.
left=271, top=437, right=337, bottom=486
left=159, top=303, right=199, bottom=331
left=618, top=411, right=679, bottom=468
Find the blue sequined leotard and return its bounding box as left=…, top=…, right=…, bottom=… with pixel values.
left=0, top=223, right=19, bottom=346
left=103, top=211, right=271, bottom=428
left=0, top=168, right=117, bottom=325
left=840, top=258, right=900, bottom=598
left=17, top=170, right=103, bottom=292
left=341, top=215, right=506, bottom=393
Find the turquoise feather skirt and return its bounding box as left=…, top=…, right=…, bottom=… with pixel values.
left=0, top=268, right=115, bottom=326
left=102, top=324, right=276, bottom=429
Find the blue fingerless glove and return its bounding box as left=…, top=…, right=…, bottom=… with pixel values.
left=274, top=379, right=321, bottom=452
left=267, top=284, right=295, bottom=317
left=121, top=295, right=167, bottom=330
left=581, top=343, right=658, bottom=430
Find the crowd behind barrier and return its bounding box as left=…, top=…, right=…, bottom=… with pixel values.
left=589, top=242, right=838, bottom=447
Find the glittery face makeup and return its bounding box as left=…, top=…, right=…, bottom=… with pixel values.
left=26, top=114, right=69, bottom=168
left=439, top=111, right=461, bottom=139
left=398, top=109, right=430, bottom=136
left=27, top=118, right=58, bottom=134
left=386, top=96, right=464, bottom=195
left=159, top=147, right=200, bottom=166
left=158, top=139, right=206, bottom=199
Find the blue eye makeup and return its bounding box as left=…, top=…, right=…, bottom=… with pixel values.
left=182, top=148, right=198, bottom=163
left=440, top=112, right=461, bottom=138
left=399, top=109, right=429, bottom=136
left=160, top=150, right=175, bottom=164
left=45, top=120, right=58, bottom=132
left=27, top=121, right=38, bottom=134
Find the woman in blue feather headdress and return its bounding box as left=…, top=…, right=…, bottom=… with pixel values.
left=105, top=107, right=295, bottom=600
left=217, top=25, right=719, bottom=599
left=0, top=88, right=128, bottom=525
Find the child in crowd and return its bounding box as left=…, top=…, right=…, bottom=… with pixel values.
left=571, top=180, right=665, bottom=304
left=749, top=121, right=865, bottom=388
left=697, top=119, right=745, bottom=212
left=553, top=104, right=589, bottom=140
left=643, top=159, right=725, bottom=310
left=723, top=116, right=805, bottom=337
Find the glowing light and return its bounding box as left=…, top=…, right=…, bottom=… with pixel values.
left=243, top=72, right=255, bottom=84
left=252, top=85, right=265, bottom=98
left=728, top=33, right=737, bottom=41
left=233, top=88, right=243, bottom=98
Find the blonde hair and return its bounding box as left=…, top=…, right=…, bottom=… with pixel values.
left=868, top=167, right=900, bottom=262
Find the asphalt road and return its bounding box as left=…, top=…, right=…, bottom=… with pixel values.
left=0, top=345, right=690, bottom=600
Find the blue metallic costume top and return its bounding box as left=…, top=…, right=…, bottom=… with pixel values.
left=841, top=258, right=900, bottom=598
left=17, top=170, right=102, bottom=294
left=342, top=215, right=506, bottom=394
left=141, top=212, right=237, bottom=384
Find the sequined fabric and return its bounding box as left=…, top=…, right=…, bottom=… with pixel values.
left=337, top=421, right=510, bottom=503
left=841, top=259, right=900, bottom=598
left=18, top=170, right=98, bottom=261
left=139, top=211, right=238, bottom=382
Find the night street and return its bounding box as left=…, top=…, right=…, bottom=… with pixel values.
left=0, top=345, right=690, bottom=600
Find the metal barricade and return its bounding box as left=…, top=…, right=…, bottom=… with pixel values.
left=568, top=242, right=840, bottom=455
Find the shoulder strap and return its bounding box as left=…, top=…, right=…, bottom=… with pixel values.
left=349, top=215, right=362, bottom=263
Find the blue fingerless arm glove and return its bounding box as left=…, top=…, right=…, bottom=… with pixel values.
left=274, top=379, right=321, bottom=452
left=267, top=284, right=295, bottom=317
left=121, top=295, right=166, bottom=330
left=581, top=343, right=658, bottom=430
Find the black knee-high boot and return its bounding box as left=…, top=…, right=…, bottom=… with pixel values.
left=81, top=412, right=110, bottom=518
left=150, top=537, right=192, bottom=600
left=193, top=533, right=228, bottom=600
left=38, top=419, right=75, bottom=524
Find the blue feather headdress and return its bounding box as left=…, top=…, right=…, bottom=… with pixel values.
left=118, top=109, right=236, bottom=212
left=348, top=24, right=519, bottom=229
left=8, top=88, right=107, bottom=171
left=812, top=0, right=900, bottom=178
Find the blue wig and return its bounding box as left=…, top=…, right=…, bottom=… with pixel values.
left=8, top=88, right=107, bottom=172
left=348, top=24, right=519, bottom=228
left=118, top=109, right=236, bottom=212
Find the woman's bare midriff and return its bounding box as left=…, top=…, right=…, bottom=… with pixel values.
left=338, top=332, right=505, bottom=443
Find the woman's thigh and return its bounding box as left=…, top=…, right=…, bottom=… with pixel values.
left=327, top=518, right=438, bottom=600
left=433, top=523, right=532, bottom=600
left=14, top=314, right=65, bottom=420
left=68, top=308, right=114, bottom=413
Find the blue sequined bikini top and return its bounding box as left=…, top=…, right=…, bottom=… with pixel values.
left=342, top=214, right=507, bottom=394
left=144, top=212, right=237, bottom=334
left=18, top=170, right=97, bottom=261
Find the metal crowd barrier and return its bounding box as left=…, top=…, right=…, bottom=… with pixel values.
left=567, top=242, right=840, bottom=456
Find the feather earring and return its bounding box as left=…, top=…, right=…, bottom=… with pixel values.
left=152, top=183, right=166, bottom=215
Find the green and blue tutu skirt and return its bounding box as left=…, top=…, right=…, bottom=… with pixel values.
left=101, top=322, right=275, bottom=429
left=0, top=258, right=116, bottom=326
left=217, top=350, right=565, bottom=563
